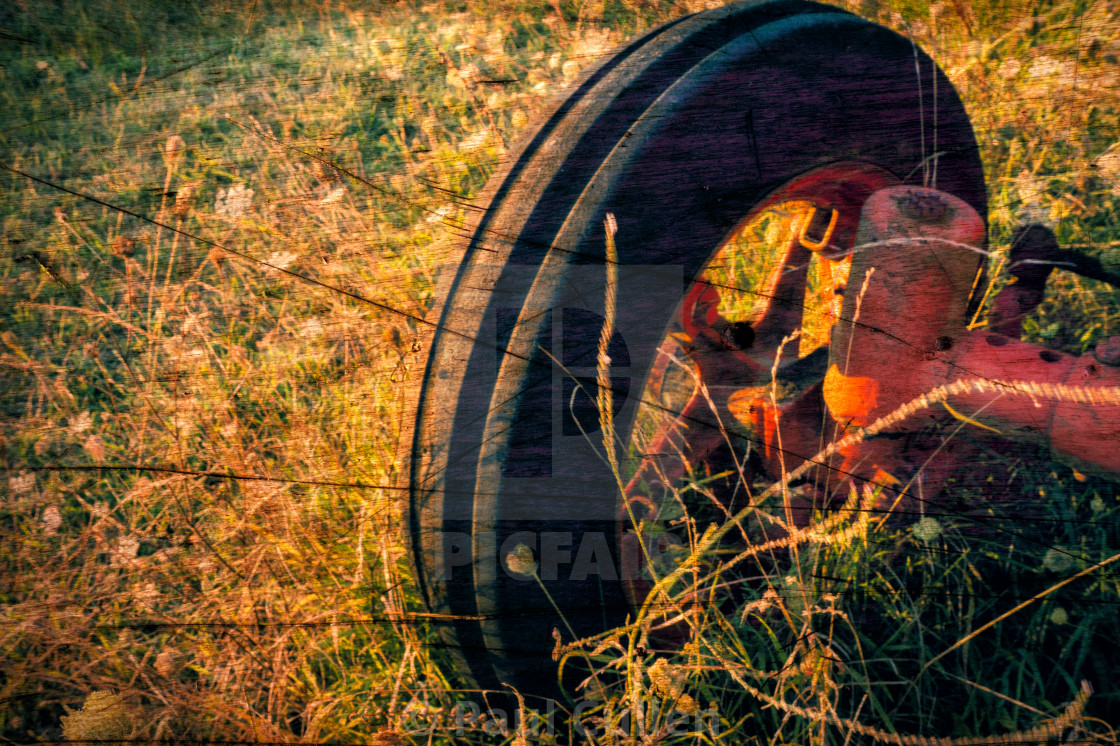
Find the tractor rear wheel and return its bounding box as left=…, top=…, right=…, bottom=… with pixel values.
left=406, top=0, right=986, bottom=698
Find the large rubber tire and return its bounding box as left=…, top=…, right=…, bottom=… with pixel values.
left=407, top=0, right=987, bottom=698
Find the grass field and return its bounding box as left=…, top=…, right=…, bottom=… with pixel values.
left=2, top=0, right=1120, bottom=742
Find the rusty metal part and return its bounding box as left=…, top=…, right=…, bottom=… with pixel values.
left=825, top=186, right=1120, bottom=482
left=630, top=185, right=1120, bottom=547
left=619, top=180, right=1120, bottom=616
left=989, top=223, right=1120, bottom=338
left=1032, top=231, right=1120, bottom=287
left=619, top=207, right=843, bottom=611
left=987, top=224, right=1059, bottom=338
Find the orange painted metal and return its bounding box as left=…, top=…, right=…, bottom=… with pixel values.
left=620, top=181, right=1120, bottom=616
left=826, top=186, right=1120, bottom=484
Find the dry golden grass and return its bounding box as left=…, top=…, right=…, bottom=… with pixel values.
left=1, top=0, right=1119, bottom=742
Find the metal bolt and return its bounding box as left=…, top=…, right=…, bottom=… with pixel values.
left=721, top=321, right=755, bottom=351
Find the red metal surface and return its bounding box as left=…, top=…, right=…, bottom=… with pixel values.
left=622, top=183, right=1120, bottom=613
left=621, top=164, right=900, bottom=515
left=826, top=186, right=1120, bottom=484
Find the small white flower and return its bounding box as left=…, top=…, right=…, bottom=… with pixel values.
left=571, top=28, right=613, bottom=60
left=483, top=29, right=505, bottom=64
left=1043, top=547, right=1074, bottom=573
left=319, top=186, right=347, bottom=205
left=912, top=516, right=942, bottom=543
left=8, top=472, right=35, bottom=495
left=1024, top=55, right=1077, bottom=95
left=446, top=63, right=478, bottom=88
left=69, top=411, right=93, bottom=436
left=1027, top=55, right=1060, bottom=79
left=425, top=204, right=455, bottom=224
left=561, top=59, right=580, bottom=83
left=1091, top=495, right=1106, bottom=513
left=170, top=412, right=194, bottom=437
left=214, top=183, right=254, bottom=218
left=1050, top=606, right=1069, bottom=625
left=112, top=536, right=140, bottom=565
left=41, top=505, right=63, bottom=534
left=132, top=581, right=160, bottom=605
left=1013, top=170, right=1053, bottom=226
left=180, top=312, right=203, bottom=335
left=299, top=319, right=324, bottom=339
left=266, top=250, right=298, bottom=270
left=458, top=128, right=494, bottom=153
left=505, top=543, right=537, bottom=576
left=997, top=58, right=1021, bottom=80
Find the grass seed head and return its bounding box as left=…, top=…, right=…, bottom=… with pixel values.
left=61, top=691, right=130, bottom=743
left=164, top=135, right=186, bottom=165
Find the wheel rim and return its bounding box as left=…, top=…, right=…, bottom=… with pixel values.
left=620, top=162, right=900, bottom=616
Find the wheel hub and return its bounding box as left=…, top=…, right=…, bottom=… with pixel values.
left=622, top=182, right=1120, bottom=620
